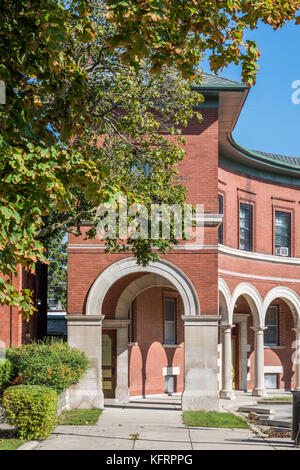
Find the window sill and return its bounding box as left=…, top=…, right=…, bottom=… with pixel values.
left=163, top=344, right=182, bottom=348
left=264, top=345, right=286, bottom=349
left=128, top=342, right=138, bottom=347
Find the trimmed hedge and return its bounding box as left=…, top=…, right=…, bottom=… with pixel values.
left=0, top=359, right=12, bottom=395
left=6, top=338, right=88, bottom=394
left=3, top=385, right=58, bottom=440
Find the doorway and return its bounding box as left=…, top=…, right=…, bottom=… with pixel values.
left=102, top=330, right=116, bottom=398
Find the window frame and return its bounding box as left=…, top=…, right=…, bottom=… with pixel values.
left=239, top=203, right=253, bottom=252
left=163, top=296, right=177, bottom=345
left=264, top=305, right=279, bottom=347
left=128, top=300, right=137, bottom=344
left=275, top=210, right=291, bottom=257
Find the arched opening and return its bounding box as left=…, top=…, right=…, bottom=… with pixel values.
left=66, top=257, right=223, bottom=411
left=262, top=287, right=300, bottom=391
left=219, top=282, right=264, bottom=398
left=101, top=274, right=184, bottom=399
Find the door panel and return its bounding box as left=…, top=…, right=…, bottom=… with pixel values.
left=102, top=331, right=116, bottom=398
left=231, top=324, right=239, bottom=390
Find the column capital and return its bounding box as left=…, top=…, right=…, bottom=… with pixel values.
left=65, top=314, right=105, bottom=326
left=250, top=326, right=267, bottom=333
left=220, top=323, right=234, bottom=330
left=181, top=315, right=221, bottom=326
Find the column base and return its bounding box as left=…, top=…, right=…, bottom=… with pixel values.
left=67, top=388, right=104, bottom=409
left=252, top=389, right=267, bottom=397
left=220, top=390, right=236, bottom=400
left=182, top=390, right=220, bottom=412
left=115, top=386, right=130, bottom=403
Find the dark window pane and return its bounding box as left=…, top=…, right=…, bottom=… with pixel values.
left=164, top=298, right=176, bottom=344
left=275, top=211, right=290, bottom=255
left=240, top=204, right=252, bottom=251
left=264, top=307, right=278, bottom=346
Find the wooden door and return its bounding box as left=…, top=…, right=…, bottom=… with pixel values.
left=102, top=330, right=116, bottom=398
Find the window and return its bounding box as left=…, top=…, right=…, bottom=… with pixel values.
left=264, top=306, right=278, bottom=346
left=130, top=161, right=151, bottom=177
left=164, top=375, right=175, bottom=394
left=164, top=298, right=176, bottom=344
left=239, top=203, right=253, bottom=251
left=264, top=373, right=278, bottom=390
left=218, top=195, right=223, bottom=244
left=275, top=211, right=291, bottom=257
left=129, top=301, right=136, bottom=343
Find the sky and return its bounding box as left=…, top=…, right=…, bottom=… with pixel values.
left=200, top=20, right=300, bottom=158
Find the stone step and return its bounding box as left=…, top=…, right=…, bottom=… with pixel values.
left=266, top=427, right=292, bottom=434
left=257, top=418, right=291, bottom=428
left=238, top=406, right=275, bottom=415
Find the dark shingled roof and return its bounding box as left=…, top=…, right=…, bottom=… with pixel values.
left=244, top=148, right=300, bottom=169
left=200, top=72, right=245, bottom=89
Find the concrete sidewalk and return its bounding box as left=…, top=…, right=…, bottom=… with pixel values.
left=25, top=396, right=298, bottom=451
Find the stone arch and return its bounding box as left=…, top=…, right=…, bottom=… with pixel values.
left=218, top=278, right=232, bottom=325
left=231, top=282, right=263, bottom=328
left=262, top=286, right=300, bottom=328
left=115, top=274, right=174, bottom=319
left=86, top=257, right=200, bottom=316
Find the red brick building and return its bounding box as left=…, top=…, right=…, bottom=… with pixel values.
left=3, top=73, right=300, bottom=411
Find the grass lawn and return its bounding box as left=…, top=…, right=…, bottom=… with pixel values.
left=56, top=408, right=103, bottom=426
left=0, top=429, right=24, bottom=450
left=183, top=411, right=248, bottom=429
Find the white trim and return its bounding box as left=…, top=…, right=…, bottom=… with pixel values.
left=231, top=282, right=263, bottom=327
left=162, top=367, right=180, bottom=376
left=219, top=268, right=300, bottom=284
left=219, top=244, right=300, bottom=265
left=262, top=287, right=300, bottom=327
left=68, top=244, right=219, bottom=251
left=264, top=366, right=283, bottom=374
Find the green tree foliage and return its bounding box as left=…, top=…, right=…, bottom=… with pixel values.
left=106, top=0, right=300, bottom=85
left=0, top=1, right=299, bottom=318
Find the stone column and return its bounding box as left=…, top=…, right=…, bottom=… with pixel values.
left=66, top=315, right=104, bottom=409
left=293, top=328, right=300, bottom=390
left=115, top=321, right=131, bottom=402
left=182, top=315, right=220, bottom=411
left=251, top=326, right=267, bottom=397
left=220, top=324, right=235, bottom=400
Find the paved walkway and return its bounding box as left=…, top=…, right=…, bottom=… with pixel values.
left=29, top=396, right=298, bottom=451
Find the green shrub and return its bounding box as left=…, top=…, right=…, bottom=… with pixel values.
left=0, top=359, right=12, bottom=395
left=6, top=338, right=88, bottom=394
left=3, top=385, right=58, bottom=440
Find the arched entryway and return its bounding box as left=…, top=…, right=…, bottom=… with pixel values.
left=67, top=258, right=220, bottom=411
